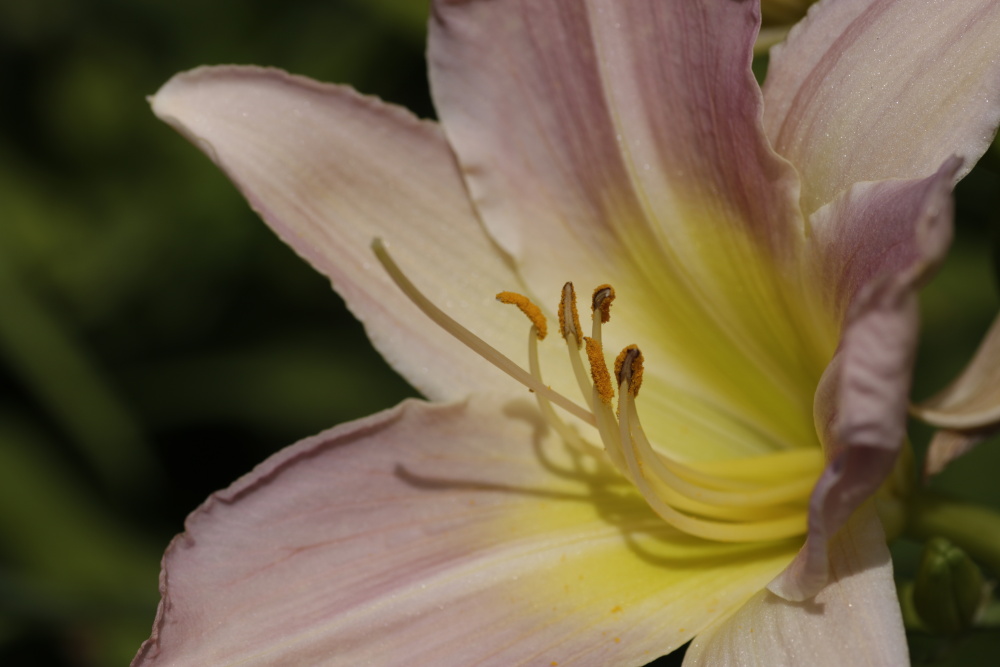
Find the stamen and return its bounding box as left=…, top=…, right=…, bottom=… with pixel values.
left=615, top=353, right=807, bottom=542
left=679, top=449, right=824, bottom=484
left=583, top=335, right=631, bottom=477
left=626, top=400, right=812, bottom=512
left=591, top=284, right=615, bottom=343
left=592, top=284, right=615, bottom=324
left=559, top=282, right=598, bottom=410
left=558, top=282, right=583, bottom=349
left=496, top=291, right=547, bottom=340
left=584, top=337, right=614, bottom=406
left=587, top=350, right=631, bottom=479
left=496, top=289, right=601, bottom=458
left=614, top=345, right=643, bottom=397
left=655, top=449, right=820, bottom=493
left=374, top=238, right=817, bottom=544
left=372, top=238, right=594, bottom=426
left=525, top=323, right=605, bottom=461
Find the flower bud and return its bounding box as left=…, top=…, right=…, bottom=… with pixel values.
left=912, top=537, right=985, bottom=634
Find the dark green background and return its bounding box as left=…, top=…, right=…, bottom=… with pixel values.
left=0, top=1, right=997, bottom=665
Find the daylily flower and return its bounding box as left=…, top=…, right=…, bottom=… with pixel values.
left=912, top=312, right=1000, bottom=476
left=137, top=0, right=1000, bottom=665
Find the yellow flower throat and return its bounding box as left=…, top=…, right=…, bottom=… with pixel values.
left=373, top=239, right=823, bottom=544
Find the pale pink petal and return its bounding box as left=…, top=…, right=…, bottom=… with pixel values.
left=923, top=427, right=996, bottom=478
left=428, top=0, right=833, bottom=463
left=771, top=160, right=956, bottom=600
left=428, top=0, right=804, bottom=306
left=913, top=311, right=1000, bottom=430
left=133, top=398, right=798, bottom=667
left=685, top=504, right=907, bottom=666
left=151, top=67, right=532, bottom=402
left=764, top=0, right=1000, bottom=214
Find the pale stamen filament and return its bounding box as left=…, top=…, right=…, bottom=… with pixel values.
left=583, top=336, right=631, bottom=479
left=372, top=238, right=594, bottom=426
left=615, top=346, right=807, bottom=542
left=625, top=400, right=811, bottom=519
left=509, top=302, right=604, bottom=461
left=527, top=326, right=591, bottom=452
left=583, top=339, right=808, bottom=509
left=651, top=444, right=819, bottom=494
left=590, top=284, right=615, bottom=344
left=585, top=283, right=817, bottom=494
left=673, top=448, right=824, bottom=484
left=558, top=282, right=596, bottom=411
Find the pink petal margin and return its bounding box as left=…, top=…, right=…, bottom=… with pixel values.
left=770, top=158, right=960, bottom=601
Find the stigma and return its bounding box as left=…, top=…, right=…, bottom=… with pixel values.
left=373, top=239, right=820, bottom=544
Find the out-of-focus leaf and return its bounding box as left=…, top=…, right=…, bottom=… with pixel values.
left=0, top=412, right=159, bottom=663
left=0, top=0, right=78, bottom=46
left=0, top=412, right=159, bottom=596
left=125, top=333, right=415, bottom=436
left=356, top=0, right=428, bottom=39
left=917, top=239, right=1000, bottom=397
left=0, top=242, right=159, bottom=494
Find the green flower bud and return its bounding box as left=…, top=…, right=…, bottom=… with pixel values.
left=912, top=537, right=985, bottom=635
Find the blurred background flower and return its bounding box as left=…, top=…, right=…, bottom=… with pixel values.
left=0, top=1, right=997, bottom=665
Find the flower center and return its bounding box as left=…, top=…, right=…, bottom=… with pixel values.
left=374, top=239, right=823, bottom=544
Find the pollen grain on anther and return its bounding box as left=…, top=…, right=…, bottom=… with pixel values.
left=614, top=345, right=644, bottom=397
left=497, top=291, right=548, bottom=339
left=584, top=336, right=614, bottom=405
left=559, top=282, right=583, bottom=348
left=592, top=284, right=615, bottom=323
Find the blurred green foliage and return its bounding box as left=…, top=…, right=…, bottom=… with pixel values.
left=0, top=1, right=998, bottom=666
left=0, top=1, right=424, bottom=664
